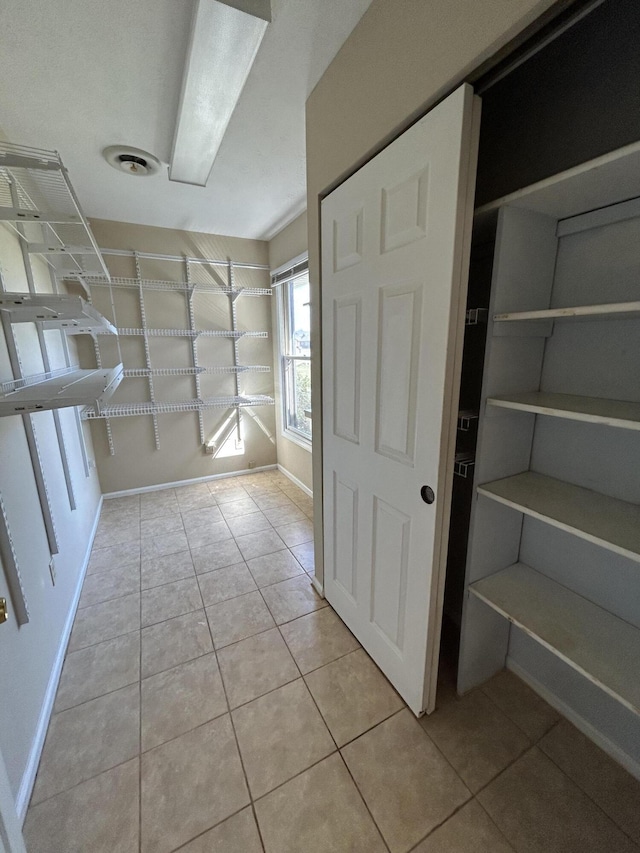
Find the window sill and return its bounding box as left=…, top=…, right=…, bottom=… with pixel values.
left=282, top=428, right=312, bottom=452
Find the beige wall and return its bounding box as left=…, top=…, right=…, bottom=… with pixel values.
left=268, top=212, right=312, bottom=492
left=88, top=219, right=276, bottom=493
left=0, top=225, right=102, bottom=808
left=305, top=0, right=560, bottom=587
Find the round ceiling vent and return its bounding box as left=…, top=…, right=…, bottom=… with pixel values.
left=103, top=146, right=162, bottom=177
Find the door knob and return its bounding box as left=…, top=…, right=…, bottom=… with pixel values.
left=0, top=598, right=7, bottom=624
left=421, top=485, right=435, bottom=504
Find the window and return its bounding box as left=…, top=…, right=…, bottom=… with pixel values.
left=275, top=261, right=311, bottom=446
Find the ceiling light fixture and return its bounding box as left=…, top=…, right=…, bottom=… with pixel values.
left=169, top=0, right=271, bottom=187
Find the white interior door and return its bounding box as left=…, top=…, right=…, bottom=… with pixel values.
left=321, top=83, right=480, bottom=715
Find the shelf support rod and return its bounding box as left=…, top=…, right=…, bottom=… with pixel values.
left=0, top=490, right=29, bottom=625
left=136, top=253, right=160, bottom=450
left=228, top=261, right=242, bottom=442
left=185, top=259, right=205, bottom=446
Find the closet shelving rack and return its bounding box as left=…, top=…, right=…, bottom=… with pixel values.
left=0, top=140, right=120, bottom=624
left=70, top=251, right=275, bottom=454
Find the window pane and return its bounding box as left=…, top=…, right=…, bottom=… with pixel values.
left=290, top=274, right=311, bottom=356
left=285, top=357, right=312, bottom=439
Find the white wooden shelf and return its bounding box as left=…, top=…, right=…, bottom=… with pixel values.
left=81, top=395, right=274, bottom=419
left=0, top=292, right=117, bottom=335
left=470, top=562, right=640, bottom=715
left=487, top=392, right=640, bottom=431
left=494, top=301, right=640, bottom=323
left=0, top=365, right=123, bottom=416
left=478, top=471, right=640, bottom=562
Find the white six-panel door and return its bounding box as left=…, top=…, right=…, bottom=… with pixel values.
left=321, top=84, right=480, bottom=715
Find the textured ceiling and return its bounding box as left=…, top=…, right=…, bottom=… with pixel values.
left=0, top=0, right=373, bottom=240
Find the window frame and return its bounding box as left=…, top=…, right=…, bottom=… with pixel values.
left=274, top=257, right=312, bottom=450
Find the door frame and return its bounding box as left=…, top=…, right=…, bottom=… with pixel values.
left=0, top=747, right=26, bottom=853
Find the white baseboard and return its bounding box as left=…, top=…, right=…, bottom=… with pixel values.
left=507, top=657, right=640, bottom=782
left=16, top=497, right=103, bottom=823
left=277, top=464, right=313, bottom=497
left=103, top=465, right=278, bottom=498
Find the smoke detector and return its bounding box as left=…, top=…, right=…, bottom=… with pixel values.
left=103, top=145, right=161, bottom=177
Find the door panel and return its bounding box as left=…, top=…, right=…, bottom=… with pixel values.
left=321, top=83, right=480, bottom=715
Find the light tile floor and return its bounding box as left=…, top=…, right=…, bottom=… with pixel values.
left=24, top=470, right=640, bottom=852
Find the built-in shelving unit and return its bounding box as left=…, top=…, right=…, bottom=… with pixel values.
left=470, top=563, right=640, bottom=715
left=487, top=391, right=640, bottom=431
left=0, top=366, right=123, bottom=416
left=478, top=471, right=640, bottom=562
left=0, top=291, right=117, bottom=335
left=459, top=143, right=640, bottom=771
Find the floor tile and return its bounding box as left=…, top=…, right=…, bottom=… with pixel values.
left=175, top=488, right=218, bottom=511
left=55, top=632, right=140, bottom=712
left=78, top=561, right=140, bottom=608
left=141, top=576, right=203, bottom=626
left=191, top=539, right=244, bottom=573
left=412, top=799, right=515, bottom=853
left=235, top=528, right=286, bottom=560
left=141, top=715, right=249, bottom=853
left=540, top=719, right=640, bottom=845
left=141, top=550, right=194, bottom=589
left=142, top=653, right=227, bottom=751
left=92, top=523, right=140, bottom=550
left=87, top=541, right=140, bottom=575
left=140, top=492, right=179, bottom=520
left=226, top=511, right=272, bottom=537
left=247, top=550, right=304, bottom=588
left=255, top=752, right=386, bottom=853
left=280, top=606, right=360, bottom=674
left=32, top=684, right=139, bottom=804
left=141, top=529, right=189, bottom=559
left=181, top=505, right=224, bottom=533
left=263, top=504, right=306, bottom=526
left=24, top=759, right=139, bottom=853
left=275, top=519, right=313, bottom=547
left=482, top=669, right=559, bottom=741
left=290, top=540, right=314, bottom=572
left=233, top=678, right=335, bottom=798
left=420, top=688, right=530, bottom=793
left=478, top=747, right=638, bottom=853
left=178, top=807, right=263, bottom=853
left=140, top=513, right=184, bottom=539
left=252, top=491, right=295, bottom=510
left=304, top=649, right=404, bottom=746
left=141, top=609, right=213, bottom=678
left=186, top=520, right=233, bottom=549
left=219, top=497, right=259, bottom=519
left=102, top=495, right=140, bottom=514
left=206, top=590, right=275, bottom=647
left=342, top=709, right=470, bottom=853
left=68, top=593, right=140, bottom=652
left=210, top=485, right=249, bottom=503
left=261, top=573, right=327, bottom=624
left=217, top=628, right=299, bottom=708
left=198, top=562, right=257, bottom=605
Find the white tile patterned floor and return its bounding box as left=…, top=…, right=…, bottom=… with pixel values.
left=24, top=470, right=640, bottom=852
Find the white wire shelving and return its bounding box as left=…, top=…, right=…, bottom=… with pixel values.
left=81, top=394, right=274, bottom=419
left=0, top=142, right=110, bottom=282
left=0, top=291, right=117, bottom=335
left=71, top=274, right=271, bottom=297
left=123, top=365, right=270, bottom=377
left=0, top=365, right=123, bottom=416
left=113, top=328, right=268, bottom=338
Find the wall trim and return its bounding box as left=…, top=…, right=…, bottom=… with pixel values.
left=310, top=575, right=324, bottom=598
left=507, top=657, right=640, bottom=783
left=16, top=497, right=103, bottom=823
left=277, top=464, right=312, bottom=497
left=103, top=465, right=278, bottom=498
